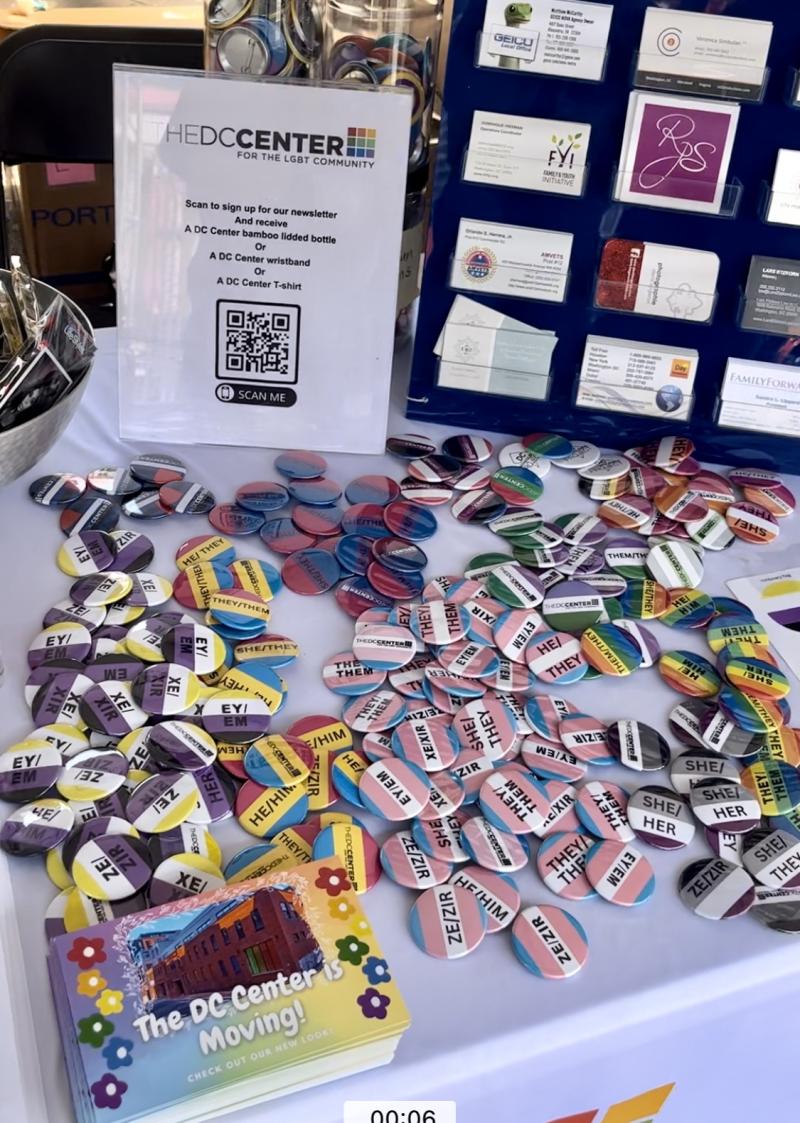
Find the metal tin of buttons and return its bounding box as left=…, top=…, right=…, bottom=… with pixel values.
left=217, top=18, right=289, bottom=75
left=678, top=857, right=755, bottom=919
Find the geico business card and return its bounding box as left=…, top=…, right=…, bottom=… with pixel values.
left=478, top=0, right=612, bottom=81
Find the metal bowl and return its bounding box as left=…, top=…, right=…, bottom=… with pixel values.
left=0, top=271, right=95, bottom=487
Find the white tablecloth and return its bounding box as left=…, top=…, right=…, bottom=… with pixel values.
left=2, top=330, right=799, bottom=1123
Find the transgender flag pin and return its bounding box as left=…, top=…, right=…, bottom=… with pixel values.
left=511, top=904, right=589, bottom=978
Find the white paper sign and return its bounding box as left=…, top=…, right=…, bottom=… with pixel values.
left=114, top=68, right=410, bottom=452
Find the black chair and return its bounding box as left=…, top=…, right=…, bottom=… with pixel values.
left=0, top=23, right=203, bottom=325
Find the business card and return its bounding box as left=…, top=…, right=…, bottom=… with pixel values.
left=741, top=256, right=800, bottom=336
left=596, top=238, right=719, bottom=322
left=615, top=91, right=739, bottom=214
left=478, top=0, right=613, bottom=82
left=576, top=382, right=693, bottom=421
left=464, top=111, right=590, bottom=197
left=718, top=399, right=800, bottom=437
left=635, top=9, right=772, bottom=101
left=438, top=360, right=551, bottom=401
left=579, top=334, right=698, bottom=396
left=766, top=150, right=800, bottom=226
left=722, top=358, right=800, bottom=410
left=452, top=218, right=572, bottom=303
left=440, top=320, right=556, bottom=377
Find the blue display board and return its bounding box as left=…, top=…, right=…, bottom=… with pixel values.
left=407, top=0, right=800, bottom=470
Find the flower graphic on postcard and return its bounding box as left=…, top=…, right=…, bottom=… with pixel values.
left=631, top=103, right=734, bottom=205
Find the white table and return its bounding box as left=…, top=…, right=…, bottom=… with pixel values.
left=2, top=330, right=799, bottom=1123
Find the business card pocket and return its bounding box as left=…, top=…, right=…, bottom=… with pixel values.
left=462, top=147, right=590, bottom=199
left=631, top=52, right=768, bottom=104
left=612, top=165, right=743, bottom=218
left=475, top=31, right=609, bottom=83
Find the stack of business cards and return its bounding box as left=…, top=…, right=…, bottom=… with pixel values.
left=596, top=238, right=719, bottom=323
left=614, top=91, right=739, bottom=215
left=718, top=357, right=800, bottom=437
left=435, top=295, right=556, bottom=400
left=766, top=150, right=800, bottom=226
left=464, top=110, right=591, bottom=197
left=741, top=257, right=800, bottom=337
left=450, top=217, right=573, bottom=304
left=478, top=0, right=613, bottom=82
left=576, top=334, right=698, bottom=420
left=635, top=8, right=772, bottom=102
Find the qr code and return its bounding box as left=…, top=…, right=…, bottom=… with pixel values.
left=216, top=300, right=300, bottom=385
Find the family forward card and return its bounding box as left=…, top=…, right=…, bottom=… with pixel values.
left=464, top=111, right=591, bottom=197
left=451, top=218, right=572, bottom=303
left=615, top=91, right=739, bottom=214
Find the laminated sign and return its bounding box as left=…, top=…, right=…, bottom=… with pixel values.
left=114, top=67, right=410, bottom=452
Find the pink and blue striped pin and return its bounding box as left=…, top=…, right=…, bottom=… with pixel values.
left=511, top=904, right=589, bottom=977
left=585, top=840, right=655, bottom=906
left=409, top=884, right=488, bottom=959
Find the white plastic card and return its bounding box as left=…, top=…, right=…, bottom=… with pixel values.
left=113, top=67, right=410, bottom=452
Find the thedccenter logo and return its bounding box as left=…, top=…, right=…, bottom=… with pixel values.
left=160, top=122, right=377, bottom=168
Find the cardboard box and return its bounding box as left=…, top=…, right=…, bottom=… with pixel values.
left=10, top=162, right=115, bottom=306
